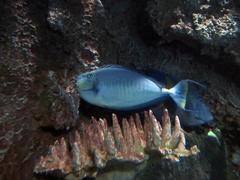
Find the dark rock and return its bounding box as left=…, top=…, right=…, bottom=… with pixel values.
left=146, top=0, right=240, bottom=59
left=232, top=149, right=240, bottom=166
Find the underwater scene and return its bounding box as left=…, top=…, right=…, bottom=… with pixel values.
left=0, top=0, right=240, bottom=180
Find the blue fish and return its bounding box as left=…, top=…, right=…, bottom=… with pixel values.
left=76, top=65, right=213, bottom=125
left=143, top=69, right=214, bottom=126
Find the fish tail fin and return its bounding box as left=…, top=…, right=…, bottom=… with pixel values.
left=168, top=80, right=206, bottom=111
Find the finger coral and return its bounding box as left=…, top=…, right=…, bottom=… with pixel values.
left=34, top=109, right=199, bottom=178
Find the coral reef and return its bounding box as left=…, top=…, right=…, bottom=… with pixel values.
left=0, top=0, right=240, bottom=179
left=34, top=137, right=72, bottom=175
left=192, top=12, right=237, bottom=42
left=46, top=0, right=103, bottom=70
left=34, top=109, right=199, bottom=178
left=147, top=0, right=240, bottom=58
left=45, top=71, right=80, bottom=130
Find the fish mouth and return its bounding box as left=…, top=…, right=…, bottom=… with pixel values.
left=76, top=78, right=83, bottom=85
left=76, top=78, right=86, bottom=88
left=76, top=77, right=94, bottom=91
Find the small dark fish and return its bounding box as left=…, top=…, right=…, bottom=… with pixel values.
left=76, top=65, right=212, bottom=121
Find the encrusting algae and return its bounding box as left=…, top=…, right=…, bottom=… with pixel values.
left=34, top=109, right=199, bottom=179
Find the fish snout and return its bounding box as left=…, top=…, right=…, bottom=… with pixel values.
left=76, top=77, right=94, bottom=91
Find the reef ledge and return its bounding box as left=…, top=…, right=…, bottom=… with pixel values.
left=34, top=109, right=199, bottom=179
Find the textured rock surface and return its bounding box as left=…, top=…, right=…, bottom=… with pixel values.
left=147, top=0, right=240, bottom=59
left=0, top=0, right=240, bottom=180
left=34, top=110, right=199, bottom=179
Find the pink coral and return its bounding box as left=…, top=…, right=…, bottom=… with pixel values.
left=34, top=109, right=199, bottom=178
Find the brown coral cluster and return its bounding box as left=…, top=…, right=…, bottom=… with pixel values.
left=34, top=109, right=199, bottom=178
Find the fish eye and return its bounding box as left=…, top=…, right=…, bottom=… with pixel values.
left=84, top=73, right=95, bottom=79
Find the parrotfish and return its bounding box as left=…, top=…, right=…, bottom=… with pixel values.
left=76, top=65, right=213, bottom=126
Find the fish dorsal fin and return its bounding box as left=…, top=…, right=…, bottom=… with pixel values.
left=100, top=64, right=151, bottom=76
left=100, top=64, right=133, bottom=70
